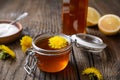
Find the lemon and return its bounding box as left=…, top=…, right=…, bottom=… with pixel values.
left=98, top=14, right=120, bottom=36
left=87, top=7, right=101, bottom=27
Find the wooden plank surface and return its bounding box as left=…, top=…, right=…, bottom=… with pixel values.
left=0, top=0, right=120, bottom=80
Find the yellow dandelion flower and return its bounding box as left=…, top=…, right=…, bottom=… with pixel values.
left=82, top=67, right=103, bottom=80
left=0, top=45, right=16, bottom=59
left=20, top=36, right=32, bottom=52
left=48, top=36, right=68, bottom=49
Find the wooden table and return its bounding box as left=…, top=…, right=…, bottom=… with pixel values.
left=0, top=0, right=120, bottom=80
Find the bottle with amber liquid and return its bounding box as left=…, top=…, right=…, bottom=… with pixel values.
left=62, top=0, right=88, bottom=35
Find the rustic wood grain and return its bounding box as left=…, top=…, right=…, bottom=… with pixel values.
left=0, top=0, right=120, bottom=80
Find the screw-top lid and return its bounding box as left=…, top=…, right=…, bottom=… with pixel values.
left=70, top=34, right=107, bottom=53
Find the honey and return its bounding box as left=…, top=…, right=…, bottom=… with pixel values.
left=34, top=36, right=72, bottom=72
left=62, top=0, right=88, bottom=35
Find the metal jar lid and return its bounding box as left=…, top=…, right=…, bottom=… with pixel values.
left=70, top=33, right=107, bottom=53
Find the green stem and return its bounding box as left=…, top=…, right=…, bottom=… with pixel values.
left=0, top=51, right=9, bottom=60
left=89, top=74, right=97, bottom=80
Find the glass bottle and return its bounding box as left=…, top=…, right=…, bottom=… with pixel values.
left=62, top=0, right=88, bottom=35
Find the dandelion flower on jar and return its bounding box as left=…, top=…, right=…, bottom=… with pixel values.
left=48, top=36, right=68, bottom=49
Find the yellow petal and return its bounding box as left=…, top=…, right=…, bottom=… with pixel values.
left=48, top=36, right=68, bottom=49
left=20, top=36, right=32, bottom=52
left=0, top=45, right=16, bottom=58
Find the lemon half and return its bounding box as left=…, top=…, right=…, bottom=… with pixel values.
left=87, top=7, right=101, bottom=27
left=98, top=14, right=120, bottom=36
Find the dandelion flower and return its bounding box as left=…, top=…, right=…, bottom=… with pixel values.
left=0, top=45, right=16, bottom=59
left=20, top=36, right=32, bottom=52
left=48, top=36, right=68, bottom=49
left=82, top=67, right=103, bottom=80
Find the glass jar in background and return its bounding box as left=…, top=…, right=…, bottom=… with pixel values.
left=62, top=0, right=88, bottom=35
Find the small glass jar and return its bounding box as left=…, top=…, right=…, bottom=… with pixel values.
left=24, top=33, right=106, bottom=75
left=24, top=33, right=72, bottom=74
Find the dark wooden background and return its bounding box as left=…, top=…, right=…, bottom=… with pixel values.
left=0, top=0, right=120, bottom=80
